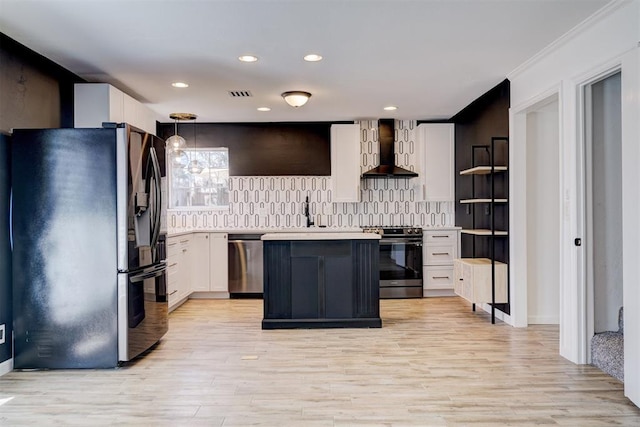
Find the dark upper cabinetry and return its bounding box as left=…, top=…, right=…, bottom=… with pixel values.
left=157, top=122, right=331, bottom=176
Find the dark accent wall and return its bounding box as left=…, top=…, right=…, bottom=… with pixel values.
left=0, top=33, right=84, bottom=365
left=452, top=79, right=510, bottom=310
left=157, top=122, right=331, bottom=176
left=0, top=33, right=83, bottom=132
left=0, top=133, right=11, bottom=364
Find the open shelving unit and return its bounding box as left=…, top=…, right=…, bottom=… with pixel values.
left=457, top=136, right=509, bottom=324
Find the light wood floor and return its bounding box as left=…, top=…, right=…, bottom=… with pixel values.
left=1, top=297, right=638, bottom=426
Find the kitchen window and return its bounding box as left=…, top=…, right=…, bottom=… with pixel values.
left=168, top=147, right=229, bottom=209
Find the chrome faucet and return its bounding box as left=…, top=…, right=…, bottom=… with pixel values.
left=304, top=195, right=314, bottom=228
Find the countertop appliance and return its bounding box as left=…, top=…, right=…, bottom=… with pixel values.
left=228, top=233, right=263, bottom=296
left=11, top=124, right=168, bottom=369
left=362, top=226, right=423, bottom=298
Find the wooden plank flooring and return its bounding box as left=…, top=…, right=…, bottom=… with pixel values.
left=1, top=297, right=639, bottom=426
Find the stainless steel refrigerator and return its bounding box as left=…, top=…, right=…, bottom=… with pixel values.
left=12, top=123, right=168, bottom=369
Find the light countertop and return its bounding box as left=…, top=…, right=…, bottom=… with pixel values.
left=262, top=232, right=380, bottom=241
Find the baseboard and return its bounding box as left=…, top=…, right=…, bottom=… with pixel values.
left=0, top=358, right=13, bottom=377
left=528, top=315, right=560, bottom=325
left=423, top=289, right=456, bottom=297
left=478, top=302, right=513, bottom=326
left=189, top=292, right=230, bottom=299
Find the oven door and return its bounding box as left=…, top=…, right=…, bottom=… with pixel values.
left=379, top=238, right=423, bottom=298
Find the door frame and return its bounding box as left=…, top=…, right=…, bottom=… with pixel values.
left=509, top=86, right=562, bottom=329
left=577, top=66, right=623, bottom=363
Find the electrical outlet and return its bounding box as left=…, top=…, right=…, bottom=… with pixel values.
left=0, top=324, right=5, bottom=345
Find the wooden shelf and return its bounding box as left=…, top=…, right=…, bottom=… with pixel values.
left=461, top=229, right=508, bottom=236
left=460, top=198, right=508, bottom=204
left=459, top=166, right=508, bottom=175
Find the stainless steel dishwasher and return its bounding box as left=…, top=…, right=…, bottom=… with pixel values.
left=228, top=234, right=264, bottom=296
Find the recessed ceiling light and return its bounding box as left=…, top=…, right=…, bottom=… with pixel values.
left=257, top=107, right=271, bottom=112
left=304, top=54, right=323, bottom=62
left=239, top=55, right=258, bottom=62
left=383, top=106, right=398, bottom=111
left=171, top=82, right=189, bottom=88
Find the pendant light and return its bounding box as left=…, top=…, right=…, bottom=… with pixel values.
left=165, top=115, right=186, bottom=151
left=185, top=114, right=204, bottom=175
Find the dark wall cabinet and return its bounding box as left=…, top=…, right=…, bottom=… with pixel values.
left=263, top=239, right=381, bottom=329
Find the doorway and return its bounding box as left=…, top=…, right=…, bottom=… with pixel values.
left=524, top=95, right=561, bottom=325
left=582, top=71, right=623, bottom=359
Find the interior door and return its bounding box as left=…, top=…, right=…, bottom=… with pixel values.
left=582, top=71, right=623, bottom=356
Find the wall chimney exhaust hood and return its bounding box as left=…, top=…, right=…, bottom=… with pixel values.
left=361, top=119, right=418, bottom=178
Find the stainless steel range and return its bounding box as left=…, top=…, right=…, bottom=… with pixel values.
left=363, top=227, right=423, bottom=299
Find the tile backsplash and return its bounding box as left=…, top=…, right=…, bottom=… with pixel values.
left=168, top=120, right=454, bottom=232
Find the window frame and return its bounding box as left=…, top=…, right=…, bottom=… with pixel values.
left=167, top=146, right=230, bottom=211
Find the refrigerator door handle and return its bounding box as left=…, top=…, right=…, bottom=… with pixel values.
left=130, top=262, right=167, bottom=283
left=146, top=146, right=162, bottom=251
left=9, top=189, right=13, bottom=251
left=150, top=147, right=162, bottom=249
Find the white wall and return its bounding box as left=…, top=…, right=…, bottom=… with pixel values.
left=508, top=0, right=640, bottom=406
left=526, top=99, right=560, bottom=325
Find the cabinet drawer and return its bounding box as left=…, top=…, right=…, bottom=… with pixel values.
left=167, top=240, right=180, bottom=257
left=423, top=231, right=457, bottom=245
left=423, top=266, right=454, bottom=289
left=424, top=245, right=455, bottom=265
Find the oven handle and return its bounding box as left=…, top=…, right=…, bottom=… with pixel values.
left=379, top=239, right=423, bottom=245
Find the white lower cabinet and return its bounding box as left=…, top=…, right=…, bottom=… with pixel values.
left=453, top=258, right=508, bottom=304
left=209, top=233, right=229, bottom=293
left=422, top=229, right=459, bottom=297
left=167, top=235, right=192, bottom=311
left=191, top=233, right=211, bottom=292
left=165, top=232, right=231, bottom=309
left=184, top=232, right=229, bottom=299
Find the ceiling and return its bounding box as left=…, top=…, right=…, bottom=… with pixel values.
left=0, top=0, right=609, bottom=123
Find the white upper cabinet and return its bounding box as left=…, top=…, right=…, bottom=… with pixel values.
left=331, top=123, right=361, bottom=203
left=74, top=83, right=124, bottom=127
left=416, top=123, right=455, bottom=201
left=74, top=83, right=157, bottom=135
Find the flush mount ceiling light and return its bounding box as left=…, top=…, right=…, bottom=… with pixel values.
left=171, top=82, right=189, bottom=88
left=303, top=54, right=323, bottom=62
left=282, top=91, right=312, bottom=108
left=238, top=55, right=258, bottom=62
left=383, top=105, right=398, bottom=111
left=257, top=107, right=271, bottom=112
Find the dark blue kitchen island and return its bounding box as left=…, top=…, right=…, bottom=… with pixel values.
left=261, top=232, right=382, bottom=329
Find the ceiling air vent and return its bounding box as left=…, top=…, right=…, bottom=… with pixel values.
left=228, top=90, right=253, bottom=97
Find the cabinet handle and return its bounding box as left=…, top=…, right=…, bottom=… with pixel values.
left=169, top=290, right=178, bottom=295
left=432, top=252, right=450, bottom=256
left=432, top=235, right=449, bottom=238
left=182, top=249, right=187, bottom=253
left=180, top=239, right=189, bottom=243
left=168, top=242, right=177, bottom=247
left=432, top=276, right=450, bottom=279
left=169, top=262, right=178, bottom=267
